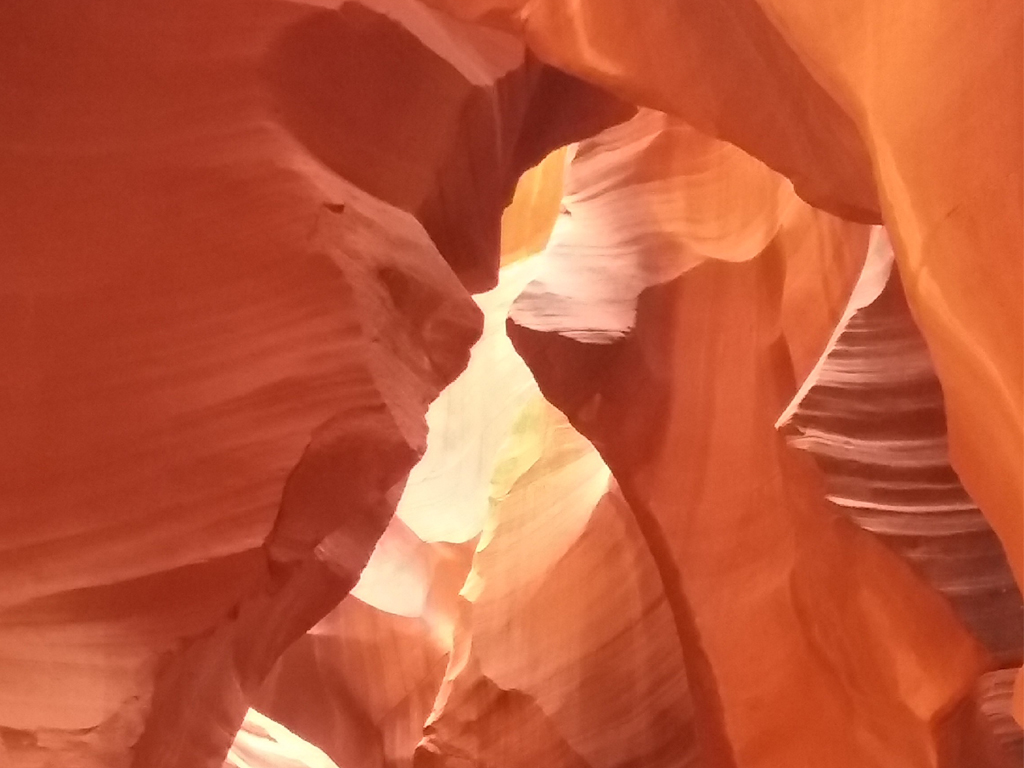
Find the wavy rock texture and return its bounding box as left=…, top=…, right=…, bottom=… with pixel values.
left=248, top=260, right=543, bottom=768
left=2, top=0, right=1021, bottom=766
left=778, top=234, right=1023, bottom=668
left=0, top=2, right=626, bottom=766
left=250, top=334, right=697, bottom=768
left=507, top=114, right=1018, bottom=768
left=419, top=0, right=1024, bottom=702
left=243, top=103, right=1020, bottom=768
left=778, top=230, right=1023, bottom=758
left=735, top=1, right=1024, bottom=610
left=417, top=403, right=696, bottom=768
left=417, top=0, right=882, bottom=223
left=247, top=261, right=699, bottom=768
left=976, top=670, right=1024, bottom=760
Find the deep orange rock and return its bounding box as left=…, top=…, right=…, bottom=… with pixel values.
left=2, top=0, right=1021, bottom=765
left=0, top=1, right=623, bottom=765
left=422, top=0, right=1024, bottom=625
left=508, top=116, right=1011, bottom=768
left=421, top=0, right=1024, bottom=728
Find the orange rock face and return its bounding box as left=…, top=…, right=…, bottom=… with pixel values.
left=507, top=120, right=1019, bottom=767
left=0, top=1, right=1020, bottom=767
left=421, top=0, right=1024, bottom=670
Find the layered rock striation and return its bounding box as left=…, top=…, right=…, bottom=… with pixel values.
left=0, top=1, right=1020, bottom=767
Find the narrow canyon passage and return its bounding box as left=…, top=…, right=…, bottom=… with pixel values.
left=0, top=1, right=1020, bottom=767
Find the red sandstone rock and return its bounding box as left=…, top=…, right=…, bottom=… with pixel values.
left=1, top=0, right=1021, bottom=766
left=419, top=0, right=1024, bottom=705
left=423, top=0, right=1024, bottom=730
left=507, top=115, right=1017, bottom=768
left=0, top=2, right=623, bottom=765
left=416, top=408, right=696, bottom=768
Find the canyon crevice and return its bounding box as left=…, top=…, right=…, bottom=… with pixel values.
left=0, top=2, right=1020, bottom=767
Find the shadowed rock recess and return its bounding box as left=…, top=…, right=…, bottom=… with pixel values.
left=0, top=1, right=1019, bottom=767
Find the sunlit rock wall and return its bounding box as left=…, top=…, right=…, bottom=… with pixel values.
left=0, top=1, right=1020, bottom=767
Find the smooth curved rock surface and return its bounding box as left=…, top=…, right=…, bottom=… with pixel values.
left=507, top=115, right=1014, bottom=768
left=779, top=232, right=1023, bottom=669
left=2, top=0, right=1021, bottom=765
left=417, top=0, right=882, bottom=223
left=418, top=403, right=698, bottom=768
left=248, top=260, right=543, bottom=768
left=0, top=1, right=625, bottom=765
left=420, top=0, right=1024, bottom=649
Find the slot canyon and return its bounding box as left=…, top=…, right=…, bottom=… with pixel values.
left=0, top=1, right=1021, bottom=767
